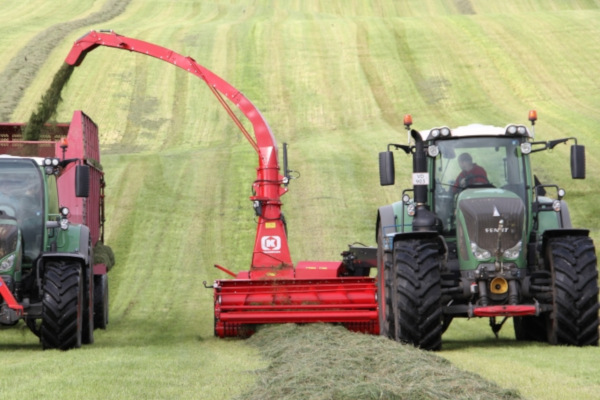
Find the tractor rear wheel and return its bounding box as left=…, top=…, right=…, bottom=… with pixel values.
left=547, top=235, right=599, bottom=346
left=40, top=262, right=83, bottom=350
left=377, top=230, right=394, bottom=338
left=392, top=239, right=443, bottom=350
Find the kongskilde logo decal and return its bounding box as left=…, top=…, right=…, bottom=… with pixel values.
left=261, top=236, right=281, bottom=252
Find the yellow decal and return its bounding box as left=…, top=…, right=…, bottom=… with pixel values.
left=265, top=222, right=276, bottom=229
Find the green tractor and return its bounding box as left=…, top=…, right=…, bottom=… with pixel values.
left=0, top=156, right=93, bottom=349
left=376, top=111, right=599, bottom=350
left=0, top=111, right=112, bottom=350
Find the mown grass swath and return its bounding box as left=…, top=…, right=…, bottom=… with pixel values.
left=238, top=324, right=521, bottom=400
left=0, top=1, right=599, bottom=400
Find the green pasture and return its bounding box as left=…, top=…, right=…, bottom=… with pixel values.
left=1, top=0, right=599, bottom=399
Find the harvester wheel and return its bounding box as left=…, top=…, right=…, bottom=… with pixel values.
left=392, top=239, right=443, bottom=350
left=377, top=230, right=394, bottom=338
left=94, top=274, right=109, bottom=329
left=40, top=262, right=83, bottom=350
left=547, top=236, right=599, bottom=346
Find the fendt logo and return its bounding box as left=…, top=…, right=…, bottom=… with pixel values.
left=261, top=236, right=281, bottom=252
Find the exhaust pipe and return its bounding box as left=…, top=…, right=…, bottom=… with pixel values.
left=410, top=130, right=439, bottom=232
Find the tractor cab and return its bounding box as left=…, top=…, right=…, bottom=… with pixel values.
left=0, top=157, right=46, bottom=270
left=429, top=133, right=529, bottom=235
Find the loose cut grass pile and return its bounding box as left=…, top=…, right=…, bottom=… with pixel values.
left=238, top=324, right=521, bottom=400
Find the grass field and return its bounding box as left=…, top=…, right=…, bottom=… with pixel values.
left=1, top=0, right=600, bottom=399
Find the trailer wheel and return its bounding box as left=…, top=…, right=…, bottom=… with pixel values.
left=82, top=265, right=94, bottom=344
left=94, top=274, right=109, bottom=329
left=392, top=239, right=443, bottom=350
left=40, top=262, right=83, bottom=350
left=547, top=236, right=599, bottom=346
left=377, top=230, right=394, bottom=338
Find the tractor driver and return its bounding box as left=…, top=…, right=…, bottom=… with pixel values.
left=452, top=152, right=488, bottom=193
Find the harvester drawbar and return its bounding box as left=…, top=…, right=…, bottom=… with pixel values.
left=65, top=31, right=379, bottom=337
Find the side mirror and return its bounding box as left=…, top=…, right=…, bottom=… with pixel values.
left=570, top=145, right=585, bottom=179
left=75, top=165, right=90, bottom=197
left=379, top=151, right=395, bottom=186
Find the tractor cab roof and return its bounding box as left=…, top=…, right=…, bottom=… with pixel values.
left=0, top=154, right=46, bottom=165
left=419, top=123, right=533, bottom=142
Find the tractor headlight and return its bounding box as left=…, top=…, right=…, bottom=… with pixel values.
left=427, top=145, right=439, bottom=157
left=43, top=158, right=60, bottom=175
left=552, top=200, right=561, bottom=212
left=471, top=242, right=491, bottom=260
left=60, top=218, right=69, bottom=230
left=503, top=241, right=522, bottom=259
left=0, top=254, right=15, bottom=272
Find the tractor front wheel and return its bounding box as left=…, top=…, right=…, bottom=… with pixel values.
left=392, top=239, right=443, bottom=350
left=547, top=235, right=599, bottom=346
left=40, top=262, right=83, bottom=350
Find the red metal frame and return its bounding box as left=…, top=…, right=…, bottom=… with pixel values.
left=471, top=305, right=538, bottom=317
left=65, top=31, right=378, bottom=337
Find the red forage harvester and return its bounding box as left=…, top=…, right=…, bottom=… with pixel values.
left=65, top=30, right=379, bottom=337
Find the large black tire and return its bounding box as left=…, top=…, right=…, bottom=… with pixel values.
left=377, top=230, right=394, bottom=338
left=94, top=274, right=109, bottom=329
left=40, top=262, right=83, bottom=350
left=392, top=239, right=443, bottom=350
left=547, top=236, right=599, bottom=346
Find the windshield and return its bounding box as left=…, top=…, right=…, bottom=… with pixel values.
left=432, top=137, right=527, bottom=232
left=0, top=158, right=44, bottom=263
